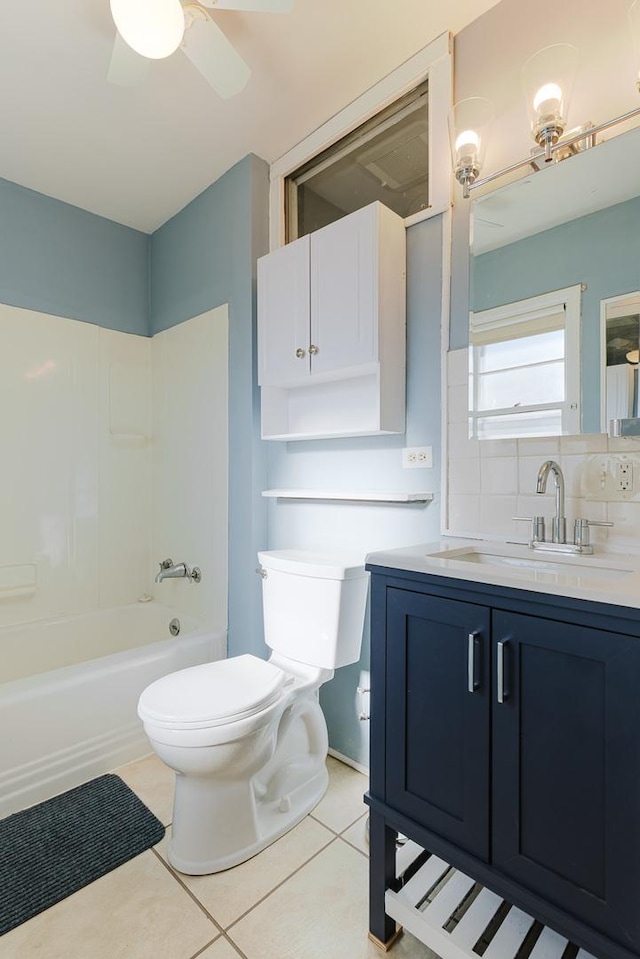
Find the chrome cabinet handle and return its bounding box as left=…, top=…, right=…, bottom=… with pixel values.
left=308, top=344, right=319, bottom=355
left=497, top=639, right=509, bottom=703
left=468, top=631, right=481, bottom=692
left=295, top=348, right=306, bottom=359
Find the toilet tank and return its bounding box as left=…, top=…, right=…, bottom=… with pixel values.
left=257, top=550, right=369, bottom=670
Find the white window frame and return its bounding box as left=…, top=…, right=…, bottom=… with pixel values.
left=469, top=285, right=582, bottom=439
left=268, top=31, right=452, bottom=251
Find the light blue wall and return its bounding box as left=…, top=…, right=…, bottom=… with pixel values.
left=265, top=214, right=445, bottom=766
left=0, top=177, right=149, bottom=334
left=465, top=196, right=640, bottom=432
left=150, top=154, right=270, bottom=657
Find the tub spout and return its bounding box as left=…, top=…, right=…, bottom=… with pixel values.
left=155, top=559, right=202, bottom=583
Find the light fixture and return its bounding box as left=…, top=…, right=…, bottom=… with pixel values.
left=630, top=0, right=640, bottom=91
left=110, top=0, right=185, bottom=60
left=522, top=43, right=578, bottom=160
left=448, top=97, right=494, bottom=198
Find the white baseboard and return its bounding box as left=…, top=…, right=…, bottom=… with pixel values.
left=328, top=747, right=369, bottom=778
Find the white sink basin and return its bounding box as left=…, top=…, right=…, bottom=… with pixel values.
left=427, top=548, right=633, bottom=581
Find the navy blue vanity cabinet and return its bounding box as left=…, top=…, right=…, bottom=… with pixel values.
left=385, top=587, right=490, bottom=859
left=366, top=565, right=640, bottom=959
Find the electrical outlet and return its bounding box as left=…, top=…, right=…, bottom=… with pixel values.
left=617, top=461, right=633, bottom=491
left=584, top=454, right=640, bottom=500
left=402, top=446, right=433, bottom=469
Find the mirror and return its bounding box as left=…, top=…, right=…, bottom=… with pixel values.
left=469, top=125, right=640, bottom=436
left=602, top=290, right=640, bottom=428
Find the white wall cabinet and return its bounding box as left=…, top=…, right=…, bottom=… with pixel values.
left=257, top=201, right=406, bottom=440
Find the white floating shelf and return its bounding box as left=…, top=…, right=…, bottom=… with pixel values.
left=261, top=489, right=434, bottom=504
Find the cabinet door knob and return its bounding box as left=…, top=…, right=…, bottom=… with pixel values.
left=497, top=639, right=510, bottom=703
left=308, top=344, right=319, bottom=355
left=295, top=348, right=306, bottom=359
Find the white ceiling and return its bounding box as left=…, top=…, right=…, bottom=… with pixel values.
left=0, top=0, right=500, bottom=233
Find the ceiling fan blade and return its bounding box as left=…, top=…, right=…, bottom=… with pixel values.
left=107, top=32, right=151, bottom=86
left=197, top=0, right=293, bottom=13
left=182, top=16, right=251, bottom=98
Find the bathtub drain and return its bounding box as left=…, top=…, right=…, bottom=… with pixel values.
left=169, top=618, right=181, bottom=637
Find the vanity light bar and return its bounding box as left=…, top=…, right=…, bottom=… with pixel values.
left=468, top=102, right=640, bottom=194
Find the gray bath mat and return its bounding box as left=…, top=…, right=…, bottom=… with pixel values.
left=0, top=773, right=165, bottom=936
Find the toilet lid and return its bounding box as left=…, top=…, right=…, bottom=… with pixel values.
left=138, top=654, right=288, bottom=729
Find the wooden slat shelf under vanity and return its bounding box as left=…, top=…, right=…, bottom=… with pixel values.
left=389, top=842, right=596, bottom=959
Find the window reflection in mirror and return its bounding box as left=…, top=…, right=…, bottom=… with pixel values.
left=468, top=125, right=640, bottom=437
left=601, top=291, right=640, bottom=430
left=469, top=287, right=581, bottom=439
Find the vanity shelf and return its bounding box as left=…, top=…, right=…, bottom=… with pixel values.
left=388, top=842, right=595, bottom=959
left=261, top=489, right=434, bottom=504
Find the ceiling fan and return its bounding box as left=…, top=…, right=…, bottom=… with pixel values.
left=108, top=0, right=293, bottom=99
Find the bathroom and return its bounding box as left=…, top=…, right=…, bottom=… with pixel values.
left=2, top=0, right=640, bottom=955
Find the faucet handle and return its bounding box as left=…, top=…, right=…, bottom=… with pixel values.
left=513, top=515, right=546, bottom=543
left=573, top=518, right=614, bottom=548
left=159, top=558, right=174, bottom=570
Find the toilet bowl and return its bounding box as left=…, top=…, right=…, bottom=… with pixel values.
left=138, top=550, right=368, bottom=875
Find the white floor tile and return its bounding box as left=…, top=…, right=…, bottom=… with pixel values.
left=1, top=850, right=217, bottom=959
left=228, top=839, right=434, bottom=959
left=341, top=812, right=369, bottom=855
left=115, top=753, right=175, bottom=827
left=311, top=756, right=369, bottom=834
left=160, top=815, right=334, bottom=928
left=198, top=938, right=244, bottom=959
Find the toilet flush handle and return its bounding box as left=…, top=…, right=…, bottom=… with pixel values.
left=255, top=565, right=267, bottom=579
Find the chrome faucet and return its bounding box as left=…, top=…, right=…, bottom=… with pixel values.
left=155, top=558, right=202, bottom=584
left=536, top=460, right=566, bottom=543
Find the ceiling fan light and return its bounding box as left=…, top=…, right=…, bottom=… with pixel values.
left=110, top=0, right=185, bottom=60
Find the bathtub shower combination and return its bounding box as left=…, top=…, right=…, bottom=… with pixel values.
left=0, top=603, right=225, bottom=818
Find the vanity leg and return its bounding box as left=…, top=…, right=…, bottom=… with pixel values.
left=368, top=811, right=403, bottom=951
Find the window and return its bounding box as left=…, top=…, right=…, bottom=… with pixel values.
left=469, top=286, right=582, bottom=440
left=285, top=82, right=429, bottom=241
left=268, top=33, right=452, bottom=250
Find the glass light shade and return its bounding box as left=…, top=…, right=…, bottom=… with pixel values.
left=630, top=0, right=640, bottom=89
left=110, top=0, right=185, bottom=60
left=448, top=97, right=494, bottom=196
left=522, top=43, right=578, bottom=155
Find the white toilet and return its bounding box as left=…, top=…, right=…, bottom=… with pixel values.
left=138, top=549, right=369, bottom=875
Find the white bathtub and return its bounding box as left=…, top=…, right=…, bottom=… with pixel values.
left=0, top=602, right=225, bottom=818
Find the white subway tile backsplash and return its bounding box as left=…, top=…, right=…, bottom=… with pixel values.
left=448, top=384, right=470, bottom=425
left=517, top=436, right=560, bottom=457
left=447, top=494, right=481, bottom=532
left=449, top=457, right=481, bottom=496
left=560, top=433, right=608, bottom=455
left=448, top=420, right=480, bottom=460
left=479, top=439, right=518, bottom=458
left=603, top=502, right=640, bottom=554
left=479, top=496, right=518, bottom=537
left=480, top=457, right=518, bottom=496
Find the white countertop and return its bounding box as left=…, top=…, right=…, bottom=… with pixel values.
left=365, top=538, right=640, bottom=611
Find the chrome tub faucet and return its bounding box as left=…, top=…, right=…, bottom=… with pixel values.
left=155, top=558, right=202, bottom=583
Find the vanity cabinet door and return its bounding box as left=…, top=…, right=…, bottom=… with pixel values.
left=385, top=587, right=491, bottom=860
left=492, top=610, right=640, bottom=951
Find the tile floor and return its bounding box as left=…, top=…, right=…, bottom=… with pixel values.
left=2, top=755, right=437, bottom=959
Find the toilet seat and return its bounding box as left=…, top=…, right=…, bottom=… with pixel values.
left=138, top=654, right=289, bottom=730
